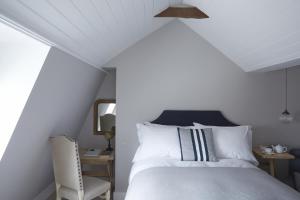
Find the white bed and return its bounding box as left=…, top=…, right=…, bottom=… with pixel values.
left=125, top=110, right=300, bottom=200
left=125, top=158, right=300, bottom=200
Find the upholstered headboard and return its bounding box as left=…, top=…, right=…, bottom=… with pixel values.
left=151, top=110, right=238, bottom=126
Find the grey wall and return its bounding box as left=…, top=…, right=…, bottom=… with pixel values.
left=78, top=68, right=116, bottom=148
left=0, top=47, right=105, bottom=200
left=102, top=20, right=300, bottom=194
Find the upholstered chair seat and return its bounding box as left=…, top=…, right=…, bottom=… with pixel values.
left=59, top=176, right=110, bottom=200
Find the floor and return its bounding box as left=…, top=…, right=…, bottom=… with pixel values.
left=47, top=193, right=55, bottom=200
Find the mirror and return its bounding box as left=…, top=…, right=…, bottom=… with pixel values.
left=93, top=99, right=116, bottom=135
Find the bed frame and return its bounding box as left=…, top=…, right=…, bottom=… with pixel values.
left=151, top=110, right=238, bottom=126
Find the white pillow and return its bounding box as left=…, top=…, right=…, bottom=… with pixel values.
left=193, top=123, right=257, bottom=165
left=133, top=123, right=182, bottom=162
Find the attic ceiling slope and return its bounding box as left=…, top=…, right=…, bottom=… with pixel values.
left=181, top=0, right=300, bottom=72
left=0, top=0, right=181, bottom=69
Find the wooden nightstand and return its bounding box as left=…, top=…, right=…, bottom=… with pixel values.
left=253, top=147, right=295, bottom=177
left=80, top=149, right=114, bottom=190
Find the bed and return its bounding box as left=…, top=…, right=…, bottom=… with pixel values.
left=125, top=110, right=300, bottom=200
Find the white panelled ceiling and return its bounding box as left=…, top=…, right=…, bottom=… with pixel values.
left=182, top=0, right=300, bottom=72
left=0, top=0, right=180, bottom=69
left=1, top=0, right=300, bottom=71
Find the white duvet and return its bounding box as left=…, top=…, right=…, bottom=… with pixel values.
left=125, top=159, right=300, bottom=200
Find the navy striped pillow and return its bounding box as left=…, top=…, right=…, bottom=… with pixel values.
left=177, top=128, right=217, bottom=162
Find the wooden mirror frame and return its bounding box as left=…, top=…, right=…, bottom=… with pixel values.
left=93, top=99, right=116, bottom=135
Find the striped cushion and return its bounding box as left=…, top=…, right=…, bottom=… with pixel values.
left=177, top=128, right=217, bottom=162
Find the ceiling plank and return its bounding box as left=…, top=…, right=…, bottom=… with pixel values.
left=0, top=0, right=172, bottom=69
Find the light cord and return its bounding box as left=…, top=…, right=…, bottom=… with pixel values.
left=285, top=68, right=288, bottom=111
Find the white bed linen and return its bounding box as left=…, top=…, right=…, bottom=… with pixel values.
left=129, top=158, right=255, bottom=183
left=126, top=159, right=300, bottom=200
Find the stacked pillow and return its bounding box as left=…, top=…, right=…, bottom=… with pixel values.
left=133, top=123, right=182, bottom=162
left=133, top=122, right=257, bottom=165
left=194, top=123, right=257, bottom=165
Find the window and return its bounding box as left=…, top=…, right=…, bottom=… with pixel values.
left=0, top=19, right=50, bottom=160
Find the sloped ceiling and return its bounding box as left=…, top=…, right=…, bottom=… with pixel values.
left=1, top=0, right=300, bottom=72
left=182, top=0, right=300, bottom=72
left=0, top=0, right=180, bottom=69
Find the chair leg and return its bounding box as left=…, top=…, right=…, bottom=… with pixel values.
left=105, top=190, right=110, bottom=200
left=55, top=184, right=61, bottom=200
left=78, top=191, right=84, bottom=200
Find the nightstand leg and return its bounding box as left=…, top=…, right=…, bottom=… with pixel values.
left=107, top=161, right=112, bottom=182
left=269, top=159, right=275, bottom=177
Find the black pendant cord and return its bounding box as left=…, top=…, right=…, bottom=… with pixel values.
left=285, top=68, right=288, bottom=111
left=280, top=68, right=293, bottom=120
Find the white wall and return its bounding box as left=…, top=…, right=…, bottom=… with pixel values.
left=0, top=47, right=105, bottom=200
left=78, top=68, right=116, bottom=149
left=0, top=21, right=50, bottom=160
left=102, top=21, right=300, bottom=194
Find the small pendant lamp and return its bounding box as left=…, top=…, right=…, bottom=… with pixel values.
left=279, top=68, right=293, bottom=123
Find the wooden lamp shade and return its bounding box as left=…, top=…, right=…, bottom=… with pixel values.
left=155, top=5, right=209, bottom=19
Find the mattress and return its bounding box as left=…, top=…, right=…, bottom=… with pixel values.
left=125, top=159, right=300, bottom=200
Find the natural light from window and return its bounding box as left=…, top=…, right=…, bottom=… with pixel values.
left=105, top=104, right=116, bottom=115
left=0, top=19, right=50, bottom=161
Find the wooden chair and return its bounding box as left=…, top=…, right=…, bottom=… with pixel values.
left=50, top=136, right=110, bottom=200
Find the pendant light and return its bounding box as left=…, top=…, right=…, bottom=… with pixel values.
left=279, top=68, right=293, bottom=123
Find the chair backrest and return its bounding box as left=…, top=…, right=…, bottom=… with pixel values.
left=50, top=136, right=83, bottom=191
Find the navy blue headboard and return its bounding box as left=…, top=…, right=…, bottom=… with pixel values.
left=151, top=110, right=238, bottom=126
